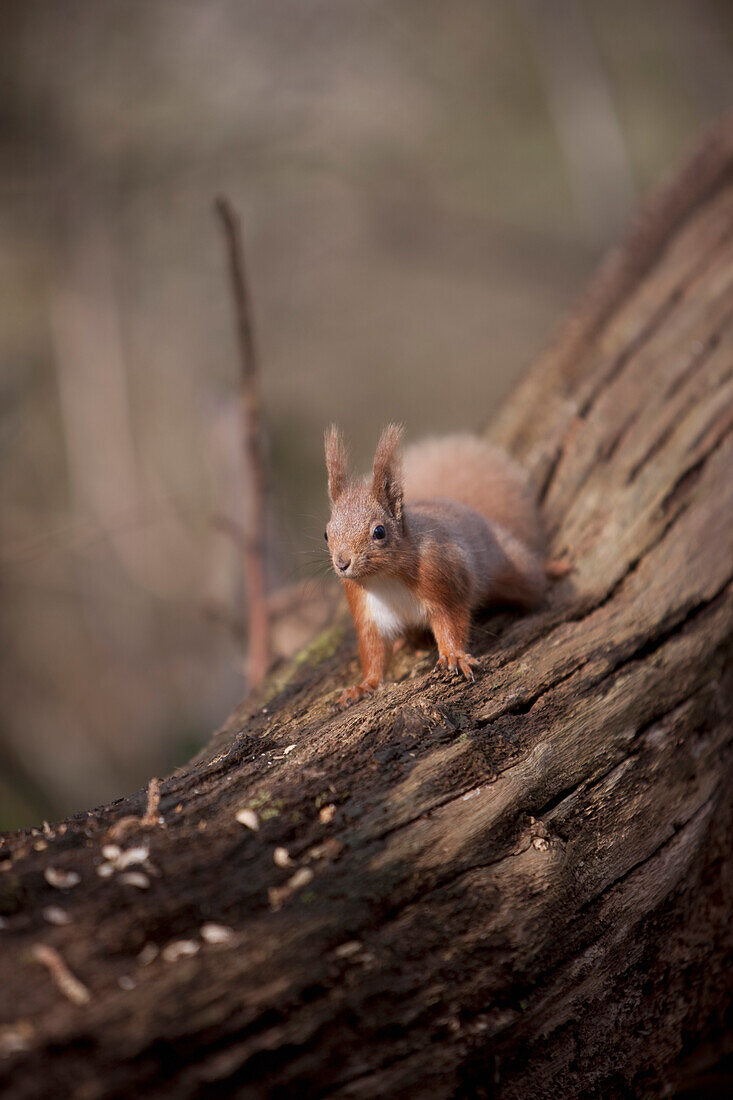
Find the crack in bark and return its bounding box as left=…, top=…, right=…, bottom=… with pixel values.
left=575, top=783, right=722, bottom=918
left=630, top=329, right=732, bottom=484
left=308, top=785, right=726, bottom=1100
left=367, top=578, right=731, bottom=858
left=312, top=1046, right=421, bottom=1100
left=562, top=423, right=731, bottom=626
left=472, top=412, right=731, bottom=681
left=553, top=326, right=733, bottom=537
left=578, top=221, right=733, bottom=422
left=376, top=595, right=731, bottom=917
left=539, top=221, right=733, bottom=509
left=538, top=683, right=727, bottom=832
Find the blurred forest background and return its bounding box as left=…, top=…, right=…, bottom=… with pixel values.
left=2, top=0, right=733, bottom=829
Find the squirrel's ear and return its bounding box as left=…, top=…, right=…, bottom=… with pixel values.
left=324, top=424, right=349, bottom=503
left=372, top=423, right=404, bottom=521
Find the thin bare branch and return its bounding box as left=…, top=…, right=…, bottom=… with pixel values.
left=32, top=944, right=91, bottom=1006
left=214, top=195, right=272, bottom=687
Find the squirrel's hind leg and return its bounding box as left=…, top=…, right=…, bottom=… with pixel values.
left=545, top=556, right=572, bottom=580
left=490, top=528, right=548, bottom=610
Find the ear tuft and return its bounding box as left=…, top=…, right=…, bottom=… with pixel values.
left=372, top=423, right=404, bottom=521
left=324, top=424, right=349, bottom=503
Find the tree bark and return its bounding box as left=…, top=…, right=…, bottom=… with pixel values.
left=2, top=115, right=733, bottom=1100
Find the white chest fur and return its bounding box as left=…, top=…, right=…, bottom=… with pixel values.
left=362, top=577, right=429, bottom=640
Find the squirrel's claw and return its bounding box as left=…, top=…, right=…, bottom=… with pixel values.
left=336, top=681, right=377, bottom=710
left=458, top=653, right=480, bottom=681
left=435, top=652, right=480, bottom=682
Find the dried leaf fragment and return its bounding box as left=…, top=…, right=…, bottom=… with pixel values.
left=200, top=922, right=235, bottom=945
left=119, top=871, right=150, bottom=889
left=307, top=838, right=343, bottom=862
left=235, top=809, right=259, bottom=831
left=267, top=865, right=315, bottom=911
left=162, top=939, right=200, bottom=963
left=42, top=906, right=71, bottom=926
left=287, top=867, right=314, bottom=891
left=44, top=867, right=81, bottom=890
left=32, top=944, right=91, bottom=1006
left=0, top=1021, right=34, bottom=1056
left=333, top=940, right=362, bottom=959
left=115, top=846, right=149, bottom=870
left=106, top=816, right=140, bottom=841
left=137, top=943, right=159, bottom=966
left=267, top=885, right=288, bottom=911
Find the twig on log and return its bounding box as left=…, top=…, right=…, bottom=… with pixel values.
left=31, top=945, right=91, bottom=1007
left=214, top=195, right=272, bottom=688
left=140, top=776, right=161, bottom=827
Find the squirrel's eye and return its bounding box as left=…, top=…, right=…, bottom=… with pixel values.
left=372, top=525, right=386, bottom=541
left=324, top=530, right=328, bottom=542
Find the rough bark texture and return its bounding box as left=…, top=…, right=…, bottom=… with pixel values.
left=2, top=116, right=733, bottom=1100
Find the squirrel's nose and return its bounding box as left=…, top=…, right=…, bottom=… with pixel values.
left=336, top=555, right=351, bottom=572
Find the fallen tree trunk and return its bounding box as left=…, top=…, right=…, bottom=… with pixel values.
left=2, top=116, right=733, bottom=1100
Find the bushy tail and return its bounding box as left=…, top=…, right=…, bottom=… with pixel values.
left=402, top=433, right=544, bottom=551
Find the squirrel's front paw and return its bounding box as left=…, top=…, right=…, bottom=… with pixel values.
left=336, top=681, right=377, bottom=709
left=435, top=651, right=480, bottom=682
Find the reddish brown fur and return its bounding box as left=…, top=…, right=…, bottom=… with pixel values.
left=371, top=423, right=404, bottom=521
left=403, top=433, right=543, bottom=551
left=324, top=425, right=349, bottom=505
left=339, top=580, right=390, bottom=706
left=324, top=425, right=556, bottom=708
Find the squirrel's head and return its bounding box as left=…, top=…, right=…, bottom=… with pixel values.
left=324, top=423, right=405, bottom=581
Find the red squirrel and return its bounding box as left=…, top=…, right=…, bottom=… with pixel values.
left=325, top=424, right=561, bottom=708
